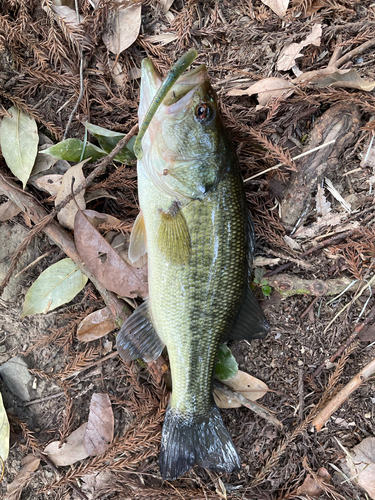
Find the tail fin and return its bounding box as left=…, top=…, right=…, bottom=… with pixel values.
left=159, top=405, right=240, bottom=480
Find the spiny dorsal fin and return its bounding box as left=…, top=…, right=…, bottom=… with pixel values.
left=157, top=201, right=191, bottom=265
left=227, top=285, right=270, bottom=342
left=116, top=301, right=164, bottom=362
left=128, top=211, right=147, bottom=264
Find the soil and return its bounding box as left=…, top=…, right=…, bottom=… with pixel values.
left=1, top=1, right=375, bottom=499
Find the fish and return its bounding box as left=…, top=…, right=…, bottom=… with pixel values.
left=116, top=51, right=270, bottom=480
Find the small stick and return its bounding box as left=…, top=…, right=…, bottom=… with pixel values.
left=243, top=140, right=336, bottom=183
left=334, top=37, right=375, bottom=69
left=313, top=302, right=375, bottom=378
left=213, top=380, right=283, bottom=429
left=264, top=230, right=353, bottom=278
left=63, top=351, right=119, bottom=379
left=37, top=452, right=89, bottom=500
left=298, top=365, right=304, bottom=422
left=24, top=392, right=65, bottom=407
left=301, top=297, right=319, bottom=319
left=15, top=248, right=56, bottom=278
left=312, top=356, right=375, bottom=432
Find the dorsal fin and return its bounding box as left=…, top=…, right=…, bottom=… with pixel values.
left=128, top=211, right=147, bottom=264
left=157, top=201, right=191, bottom=265
left=116, top=301, right=164, bottom=362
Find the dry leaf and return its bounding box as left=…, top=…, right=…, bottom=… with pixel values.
left=44, top=423, right=89, bottom=466
left=111, top=61, right=126, bottom=86
left=253, top=256, right=281, bottom=267
left=316, top=185, right=331, bottom=216
left=227, top=77, right=294, bottom=108
left=55, top=161, right=87, bottom=230
left=161, top=0, right=175, bottom=12
left=51, top=4, right=83, bottom=24
left=6, top=455, right=40, bottom=500
left=344, top=437, right=375, bottom=499
left=84, top=393, right=114, bottom=455
left=35, top=174, right=63, bottom=196
left=85, top=189, right=116, bottom=203
left=296, top=467, right=331, bottom=497
left=296, top=67, right=375, bottom=91
left=325, top=178, right=351, bottom=213
left=144, top=33, right=178, bottom=46
left=102, top=1, right=142, bottom=55
left=0, top=200, right=22, bottom=222
left=83, top=209, right=121, bottom=227
left=277, top=24, right=322, bottom=71
left=283, top=235, right=301, bottom=251
left=74, top=209, right=148, bottom=298
left=294, top=213, right=345, bottom=239
left=261, top=0, right=289, bottom=17
left=214, top=370, right=268, bottom=409
left=77, top=307, right=116, bottom=342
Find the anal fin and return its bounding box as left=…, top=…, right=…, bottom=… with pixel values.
left=228, top=286, right=270, bottom=342
left=128, top=211, right=147, bottom=263
left=157, top=201, right=191, bottom=265
left=116, top=301, right=164, bottom=362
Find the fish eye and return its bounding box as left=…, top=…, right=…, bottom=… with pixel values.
left=195, top=103, right=213, bottom=123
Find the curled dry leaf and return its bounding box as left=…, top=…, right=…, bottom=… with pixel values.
left=214, top=370, right=268, bottom=409
left=102, top=0, right=142, bottom=55
left=84, top=393, right=114, bottom=455
left=85, top=189, right=117, bottom=203
left=6, top=455, right=40, bottom=499
left=277, top=24, right=322, bottom=71
left=35, top=174, right=63, bottom=196
left=83, top=209, right=121, bottom=227
left=0, top=200, right=22, bottom=222
left=74, top=209, right=148, bottom=298
left=55, top=161, right=87, bottom=230
left=44, top=423, right=89, bottom=466
left=0, top=391, right=10, bottom=461
left=296, top=67, right=375, bottom=91
left=144, top=33, right=179, bottom=46
left=261, top=0, right=289, bottom=17
left=343, top=437, right=375, bottom=499
left=77, top=307, right=117, bottom=342
left=296, top=467, right=331, bottom=498
left=227, top=77, right=294, bottom=108
left=51, top=4, right=83, bottom=25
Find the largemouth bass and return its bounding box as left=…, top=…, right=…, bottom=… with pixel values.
left=117, top=52, right=269, bottom=480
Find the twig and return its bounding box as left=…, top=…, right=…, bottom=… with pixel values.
left=328, top=34, right=343, bottom=68
left=213, top=380, right=283, bottom=429
left=298, top=365, right=304, bottom=423
left=243, top=140, right=336, bottom=183
left=300, top=297, right=319, bottom=319
left=37, top=452, right=89, bottom=500
left=334, top=37, right=375, bottom=69
left=264, top=230, right=353, bottom=278
left=313, top=302, right=375, bottom=378
left=312, top=356, right=375, bottom=432
left=15, top=248, right=56, bottom=278
left=24, top=392, right=65, bottom=407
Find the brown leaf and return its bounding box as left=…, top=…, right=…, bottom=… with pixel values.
left=277, top=24, right=322, bottom=71
left=358, top=323, right=375, bottom=342
left=84, top=393, right=114, bottom=456
left=6, top=455, right=40, bottom=500
left=102, top=1, right=142, bottom=55
left=55, top=161, right=87, bottom=230
left=227, top=78, right=294, bottom=108
left=160, top=0, right=175, bottom=12
left=44, top=423, right=89, bottom=466
left=344, top=437, right=375, bottom=499
left=85, top=189, right=117, bottom=203
left=35, top=174, right=63, bottom=196
left=261, top=0, right=289, bottom=17
left=296, top=67, right=375, bottom=91
left=83, top=209, right=121, bottom=227
left=77, top=307, right=116, bottom=342
left=296, top=467, right=331, bottom=497
left=51, top=4, right=83, bottom=25
left=214, top=370, right=268, bottom=409
left=293, top=213, right=346, bottom=239
left=0, top=200, right=22, bottom=222
left=74, top=209, right=148, bottom=298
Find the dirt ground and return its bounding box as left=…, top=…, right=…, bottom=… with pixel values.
left=1, top=1, right=375, bottom=499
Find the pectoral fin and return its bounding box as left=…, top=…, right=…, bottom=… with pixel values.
left=227, top=286, right=270, bottom=342
left=157, top=201, right=191, bottom=265
left=116, top=301, right=164, bottom=362
left=128, top=211, right=147, bottom=263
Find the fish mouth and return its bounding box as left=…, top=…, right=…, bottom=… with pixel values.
left=163, top=64, right=209, bottom=105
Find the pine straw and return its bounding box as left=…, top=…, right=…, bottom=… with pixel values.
left=2, top=0, right=375, bottom=499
